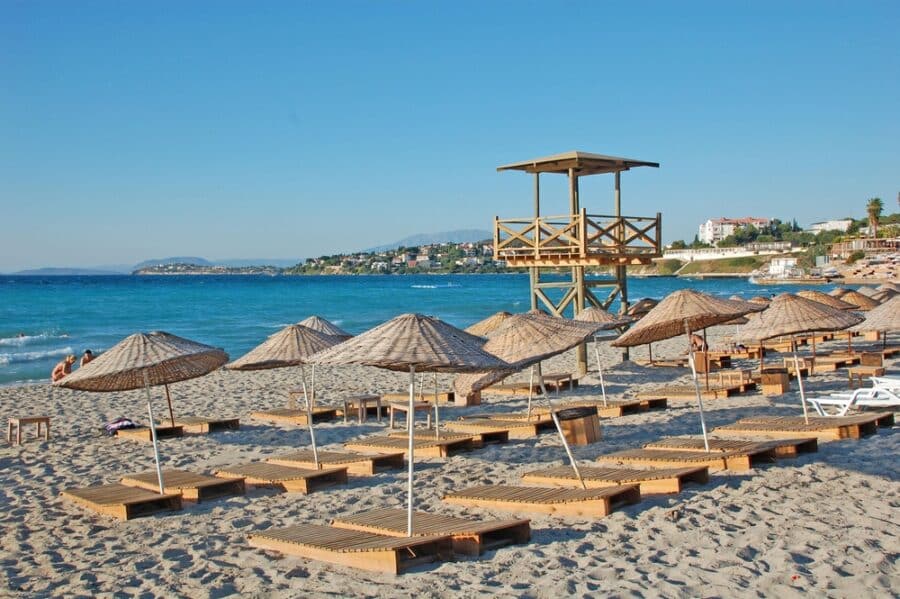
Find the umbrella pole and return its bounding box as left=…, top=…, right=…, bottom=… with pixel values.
left=685, top=323, right=710, bottom=452
left=703, top=329, right=710, bottom=391
left=526, top=366, right=535, bottom=420
left=407, top=366, right=416, bottom=537
left=311, top=364, right=316, bottom=410
left=300, top=365, right=319, bottom=469
left=548, top=399, right=586, bottom=490
left=648, top=343, right=653, bottom=364
left=433, top=372, right=440, bottom=440
left=792, top=337, right=810, bottom=425
left=594, top=337, right=608, bottom=407
left=142, top=371, right=165, bottom=494
left=164, top=384, right=176, bottom=427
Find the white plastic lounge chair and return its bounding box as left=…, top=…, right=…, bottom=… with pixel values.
left=871, top=376, right=900, bottom=392
left=806, top=387, right=900, bottom=417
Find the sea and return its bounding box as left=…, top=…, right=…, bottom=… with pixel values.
left=0, top=274, right=835, bottom=387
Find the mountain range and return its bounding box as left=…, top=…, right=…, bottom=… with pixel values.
left=362, top=229, right=492, bottom=253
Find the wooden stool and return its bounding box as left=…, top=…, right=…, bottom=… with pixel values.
left=388, top=402, right=433, bottom=430
left=343, top=394, right=383, bottom=423
left=8, top=416, right=51, bottom=445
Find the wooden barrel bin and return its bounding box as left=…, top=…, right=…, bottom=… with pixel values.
left=556, top=407, right=601, bottom=446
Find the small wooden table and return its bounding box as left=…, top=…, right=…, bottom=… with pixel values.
left=541, top=373, right=574, bottom=395
left=343, top=394, right=383, bottom=423
left=8, top=416, right=50, bottom=445
left=388, top=402, right=433, bottom=430
left=848, top=366, right=886, bottom=389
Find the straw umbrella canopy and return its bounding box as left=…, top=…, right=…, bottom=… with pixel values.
left=829, top=287, right=850, bottom=298
left=574, top=307, right=634, bottom=404
left=55, top=331, right=228, bottom=493
left=749, top=296, right=771, bottom=305
left=877, top=283, right=900, bottom=293
left=297, top=315, right=352, bottom=340
left=856, top=286, right=878, bottom=298
left=626, top=298, right=658, bottom=319
left=849, top=295, right=900, bottom=347
left=838, top=290, right=880, bottom=311
left=612, top=289, right=760, bottom=450
left=796, top=289, right=857, bottom=310
left=310, top=313, right=511, bottom=537
left=738, top=294, right=863, bottom=423
left=870, top=289, right=897, bottom=304
left=465, top=311, right=513, bottom=338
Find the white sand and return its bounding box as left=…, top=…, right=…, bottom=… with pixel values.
left=1, top=333, right=898, bottom=597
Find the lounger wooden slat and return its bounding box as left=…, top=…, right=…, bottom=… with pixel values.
left=121, top=469, right=245, bottom=502
left=381, top=391, right=455, bottom=404
left=62, top=483, right=182, bottom=520
left=443, top=484, right=640, bottom=517
left=250, top=407, right=339, bottom=425
left=345, top=435, right=474, bottom=458
left=644, top=437, right=818, bottom=459
left=267, top=450, right=405, bottom=476
left=171, top=416, right=240, bottom=434
left=416, top=421, right=511, bottom=444
left=214, top=463, right=348, bottom=494
left=115, top=425, right=184, bottom=442
left=522, top=465, right=709, bottom=494
left=331, top=508, right=530, bottom=556
left=458, top=413, right=557, bottom=433
left=544, top=398, right=668, bottom=418
left=484, top=382, right=542, bottom=396
left=715, top=413, right=893, bottom=441
left=636, top=384, right=752, bottom=401
left=595, top=447, right=776, bottom=472
left=248, top=523, right=453, bottom=574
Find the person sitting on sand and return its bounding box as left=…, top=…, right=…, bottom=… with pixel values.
left=80, top=349, right=94, bottom=367
left=51, top=355, right=76, bottom=382
left=690, top=333, right=707, bottom=352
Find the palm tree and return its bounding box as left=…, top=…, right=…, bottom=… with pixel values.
left=867, top=197, right=883, bottom=238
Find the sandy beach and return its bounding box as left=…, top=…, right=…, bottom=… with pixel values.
left=1, top=331, right=898, bottom=598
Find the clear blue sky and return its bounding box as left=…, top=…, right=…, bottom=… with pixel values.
left=2, top=1, right=897, bottom=271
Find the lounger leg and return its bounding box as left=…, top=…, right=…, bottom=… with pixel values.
left=389, top=407, right=395, bottom=429
left=45, top=420, right=50, bottom=441
left=17, top=423, right=22, bottom=445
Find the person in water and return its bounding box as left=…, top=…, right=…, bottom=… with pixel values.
left=80, top=349, right=94, bottom=367
left=51, top=355, right=76, bottom=382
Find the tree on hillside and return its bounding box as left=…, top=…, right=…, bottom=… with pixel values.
left=867, top=197, right=883, bottom=238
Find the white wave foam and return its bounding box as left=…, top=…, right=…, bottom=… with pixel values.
left=0, top=332, right=69, bottom=346
left=0, top=346, right=75, bottom=366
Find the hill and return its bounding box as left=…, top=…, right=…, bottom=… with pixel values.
left=363, top=229, right=492, bottom=253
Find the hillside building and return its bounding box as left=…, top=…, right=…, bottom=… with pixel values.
left=698, top=217, right=771, bottom=245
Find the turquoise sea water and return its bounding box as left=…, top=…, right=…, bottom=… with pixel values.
left=0, top=274, right=834, bottom=386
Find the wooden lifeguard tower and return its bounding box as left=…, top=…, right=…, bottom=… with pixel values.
left=493, top=151, right=662, bottom=373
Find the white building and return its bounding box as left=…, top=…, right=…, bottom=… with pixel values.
left=698, top=217, right=772, bottom=246
left=808, top=219, right=853, bottom=234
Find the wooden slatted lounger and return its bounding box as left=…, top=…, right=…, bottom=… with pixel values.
left=115, top=425, right=184, bottom=442
left=422, top=421, right=511, bottom=444
left=521, top=465, right=709, bottom=494
left=62, top=483, right=182, bottom=520
left=214, top=463, right=348, bottom=494
left=248, top=523, right=453, bottom=574
left=644, top=437, right=819, bottom=459
left=636, top=385, right=745, bottom=401
left=715, top=413, right=893, bottom=441
left=381, top=391, right=455, bottom=404
left=120, top=469, right=245, bottom=502
left=250, top=407, right=338, bottom=425
left=459, top=413, right=557, bottom=433
left=552, top=398, right=668, bottom=418
left=267, top=450, right=405, bottom=476
left=331, top=507, right=531, bottom=556
left=345, top=435, right=474, bottom=458
left=484, top=382, right=542, bottom=396
left=443, top=485, right=640, bottom=517
left=173, top=416, right=240, bottom=434
left=595, top=447, right=776, bottom=472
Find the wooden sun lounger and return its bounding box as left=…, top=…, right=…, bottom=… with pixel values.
left=521, top=466, right=709, bottom=495
left=644, top=437, right=819, bottom=459
left=248, top=523, right=452, bottom=574
left=540, top=373, right=577, bottom=393
left=443, top=485, right=640, bottom=518
left=250, top=407, right=338, bottom=425
left=636, top=384, right=750, bottom=401
left=551, top=398, right=668, bottom=418
left=484, top=382, right=543, bottom=396
left=459, top=412, right=557, bottom=432
left=331, top=507, right=531, bottom=556
left=595, top=447, right=776, bottom=472
left=431, top=420, right=512, bottom=444
left=62, top=483, right=182, bottom=520
left=381, top=391, right=455, bottom=404
left=345, top=435, right=474, bottom=458
left=214, top=463, right=348, bottom=494
left=267, top=450, right=405, bottom=476
left=115, top=425, right=184, bottom=442
left=172, top=416, right=240, bottom=434
left=120, top=469, right=245, bottom=502
left=714, top=413, right=893, bottom=441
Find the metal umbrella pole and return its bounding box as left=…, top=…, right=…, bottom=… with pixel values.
left=684, top=322, right=711, bottom=452
left=526, top=365, right=536, bottom=420
left=164, top=383, right=176, bottom=427
left=547, top=398, right=586, bottom=490
left=143, top=371, right=165, bottom=494
left=299, top=364, right=320, bottom=469
left=433, top=372, right=440, bottom=440
left=407, top=365, right=416, bottom=537
left=791, top=336, right=810, bottom=425
left=592, top=334, right=613, bottom=407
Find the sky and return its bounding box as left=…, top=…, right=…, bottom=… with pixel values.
left=1, top=1, right=898, bottom=271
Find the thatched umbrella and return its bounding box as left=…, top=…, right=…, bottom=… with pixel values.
left=749, top=296, right=771, bottom=305
left=311, top=313, right=511, bottom=537
left=464, top=311, right=513, bottom=338
left=226, top=324, right=340, bottom=468
left=574, top=307, right=634, bottom=405
left=839, top=290, right=880, bottom=311
left=871, top=289, right=897, bottom=303
left=626, top=298, right=659, bottom=319
left=849, top=295, right=900, bottom=348
left=738, top=294, right=863, bottom=423
left=856, top=286, right=879, bottom=298
left=298, top=315, right=352, bottom=340
left=55, top=331, right=228, bottom=493
left=796, top=289, right=857, bottom=310
left=612, top=289, right=758, bottom=451
left=877, top=283, right=900, bottom=293
left=829, top=287, right=850, bottom=298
